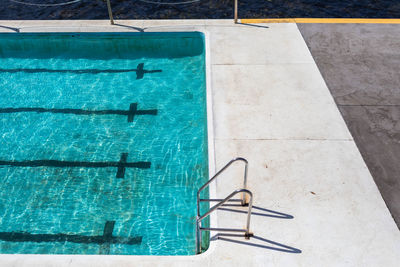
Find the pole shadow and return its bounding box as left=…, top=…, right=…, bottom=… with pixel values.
left=0, top=25, right=20, bottom=32
left=113, top=23, right=145, bottom=32
left=237, top=23, right=269, bottom=29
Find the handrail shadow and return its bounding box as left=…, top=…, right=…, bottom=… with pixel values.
left=218, top=204, right=294, bottom=219
left=211, top=233, right=301, bottom=254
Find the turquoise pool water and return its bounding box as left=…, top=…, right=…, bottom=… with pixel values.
left=0, top=32, right=208, bottom=255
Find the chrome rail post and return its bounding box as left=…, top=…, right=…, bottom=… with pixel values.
left=196, top=218, right=201, bottom=254
left=245, top=190, right=253, bottom=239
left=196, top=189, right=253, bottom=254
left=241, top=159, right=248, bottom=206
left=234, top=0, right=238, bottom=23
left=106, top=0, right=114, bottom=25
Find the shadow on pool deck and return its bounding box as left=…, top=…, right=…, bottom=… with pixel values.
left=0, top=25, right=19, bottom=32
left=211, top=233, right=301, bottom=254
left=218, top=204, right=294, bottom=219
left=211, top=204, right=300, bottom=253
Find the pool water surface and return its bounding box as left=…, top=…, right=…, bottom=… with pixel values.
left=0, top=32, right=209, bottom=255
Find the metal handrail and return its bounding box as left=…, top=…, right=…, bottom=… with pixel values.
left=196, top=189, right=253, bottom=254
left=197, top=157, right=248, bottom=218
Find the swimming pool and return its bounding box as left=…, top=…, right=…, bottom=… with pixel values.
left=0, top=32, right=209, bottom=255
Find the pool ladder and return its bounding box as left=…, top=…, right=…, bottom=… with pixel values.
left=196, top=158, right=254, bottom=254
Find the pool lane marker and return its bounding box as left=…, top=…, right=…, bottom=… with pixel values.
left=100, top=221, right=115, bottom=254
left=0, top=221, right=142, bottom=252
left=240, top=18, right=400, bottom=24
left=0, top=153, right=150, bottom=178
left=0, top=103, right=158, bottom=123
left=116, top=153, right=129, bottom=178
left=135, top=63, right=162, bottom=79
left=127, top=103, right=158, bottom=122
left=0, top=62, right=162, bottom=79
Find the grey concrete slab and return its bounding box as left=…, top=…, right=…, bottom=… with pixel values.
left=339, top=105, right=400, bottom=223
left=303, top=54, right=400, bottom=105
left=298, top=24, right=400, bottom=106
left=298, top=23, right=400, bottom=228
left=297, top=24, right=400, bottom=57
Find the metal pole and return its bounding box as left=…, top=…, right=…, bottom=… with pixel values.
left=234, top=0, right=238, bottom=23
left=241, top=160, right=248, bottom=206
left=245, top=191, right=253, bottom=239
left=106, top=0, right=114, bottom=25
left=196, top=220, right=201, bottom=254
left=198, top=221, right=202, bottom=254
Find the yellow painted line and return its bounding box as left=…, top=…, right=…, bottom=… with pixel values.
left=241, top=18, right=296, bottom=23
left=240, top=18, right=400, bottom=24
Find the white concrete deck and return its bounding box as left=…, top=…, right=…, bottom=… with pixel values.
left=0, top=20, right=399, bottom=266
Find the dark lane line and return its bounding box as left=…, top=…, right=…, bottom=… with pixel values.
left=0, top=153, right=151, bottom=178
left=0, top=221, right=142, bottom=246
left=0, top=103, right=158, bottom=123
left=0, top=63, right=162, bottom=79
